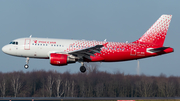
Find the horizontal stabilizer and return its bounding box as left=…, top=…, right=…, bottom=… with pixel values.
left=148, top=47, right=170, bottom=53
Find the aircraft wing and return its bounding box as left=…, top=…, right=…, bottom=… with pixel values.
left=68, top=45, right=104, bottom=60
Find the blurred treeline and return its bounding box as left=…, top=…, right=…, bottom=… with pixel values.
left=0, top=67, right=179, bottom=97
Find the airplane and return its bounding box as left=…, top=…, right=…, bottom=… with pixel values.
left=2, top=15, right=174, bottom=73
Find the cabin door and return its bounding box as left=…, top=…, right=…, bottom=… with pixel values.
left=24, top=39, right=31, bottom=50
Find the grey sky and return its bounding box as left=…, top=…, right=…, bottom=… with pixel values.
left=0, top=0, right=179, bottom=76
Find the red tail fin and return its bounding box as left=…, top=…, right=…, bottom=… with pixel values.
left=134, top=15, right=172, bottom=46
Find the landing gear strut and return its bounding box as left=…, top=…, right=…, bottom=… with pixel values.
left=24, top=57, right=29, bottom=69
left=80, top=62, right=86, bottom=73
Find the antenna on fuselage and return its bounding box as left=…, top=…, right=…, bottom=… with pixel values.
left=126, top=41, right=128, bottom=43
left=29, top=35, right=32, bottom=38
left=104, top=39, right=107, bottom=42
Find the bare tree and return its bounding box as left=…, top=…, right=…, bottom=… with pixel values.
left=46, top=75, right=54, bottom=97
left=166, top=81, right=175, bottom=97
left=63, top=79, right=73, bottom=97
left=135, top=76, right=154, bottom=97
left=95, top=83, right=104, bottom=97
left=156, top=75, right=176, bottom=97
left=64, top=79, right=68, bottom=97
left=1, top=70, right=180, bottom=97
left=71, top=80, right=75, bottom=97
left=82, top=82, right=86, bottom=97
left=11, top=74, right=22, bottom=97
left=67, top=80, right=71, bottom=97
left=41, top=77, right=45, bottom=97
left=56, top=75, right=63, bottom=97
left=0, top=77, right=6, bottom=97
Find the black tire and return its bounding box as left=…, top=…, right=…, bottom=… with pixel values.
left=24, top=64, right=29, bottom=69
left=80, top=66, right=86, bottom=73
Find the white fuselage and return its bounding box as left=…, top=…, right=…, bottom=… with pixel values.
left=3, top=38, right=72, bottom=58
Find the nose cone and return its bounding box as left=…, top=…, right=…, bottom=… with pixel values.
left=2, top=45, right=10, bottom=55
left=2, top=45, right=17, bottom=56
left=2, top=46, right=7, bottom=53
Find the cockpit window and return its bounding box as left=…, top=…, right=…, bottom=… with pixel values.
left=12, top=42, right=15, bottom=44
left=9, top=41, right=18, bottom=45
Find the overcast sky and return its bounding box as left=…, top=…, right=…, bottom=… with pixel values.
left=0, top=0, right=179, bottom=76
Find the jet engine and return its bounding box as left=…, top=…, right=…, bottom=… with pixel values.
left=50, top=53, right=76, bottom=66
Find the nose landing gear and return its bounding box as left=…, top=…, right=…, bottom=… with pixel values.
left=80, top=62, right=86, bottom=73
left=24, top=57, right=29, bottom=69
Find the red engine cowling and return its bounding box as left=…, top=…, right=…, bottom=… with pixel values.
left=50, top=53, right=68, bottom=66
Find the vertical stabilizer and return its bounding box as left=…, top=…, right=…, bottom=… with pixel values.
left=135, top=15, right=172, bottom=46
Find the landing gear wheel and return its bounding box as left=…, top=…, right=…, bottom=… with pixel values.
left=80, top=66, right=86, bottom=73
left=24, top=57, right=30, bottom=69
left=24, top=64, right=29, bottom=69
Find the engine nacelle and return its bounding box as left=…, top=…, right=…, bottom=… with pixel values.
left=50, top=53, right=76, bottom=66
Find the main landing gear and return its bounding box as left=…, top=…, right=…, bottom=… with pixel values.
left=80, top=62, right=86, bottom=73
left=24, top=57, right=29, bottom=69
